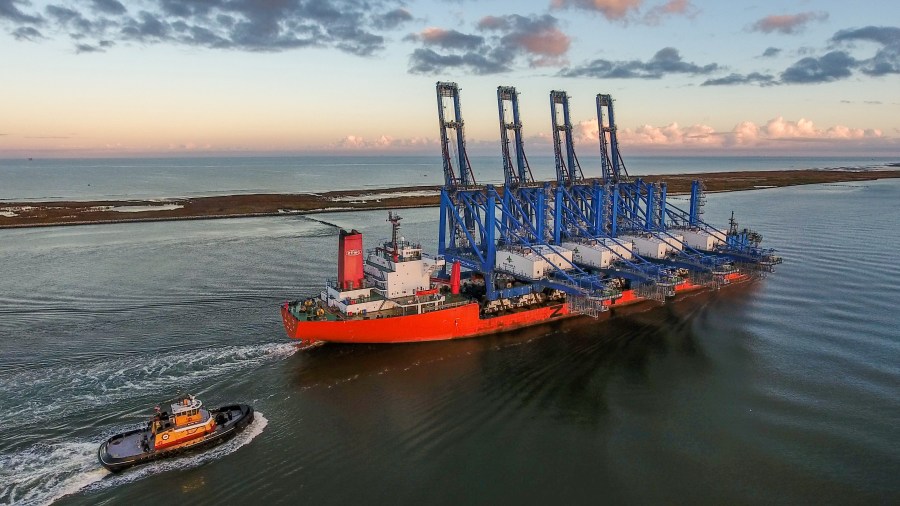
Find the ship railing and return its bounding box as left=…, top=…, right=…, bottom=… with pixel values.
left=421, top=299, right=473, bottom=314
left=567, top=294, right=606, bottom=318
left=325, top=278, right=374, bottom=290
left=635, top=281, right=674, bottom=302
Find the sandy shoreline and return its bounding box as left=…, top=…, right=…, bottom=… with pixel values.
left=2, top=168, right=899, bottom=229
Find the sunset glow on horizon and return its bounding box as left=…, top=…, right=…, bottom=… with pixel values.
left=1, top=0, right=898, bottom=158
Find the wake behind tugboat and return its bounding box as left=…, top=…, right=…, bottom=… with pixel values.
left=98, top=395, right=254, bottom=473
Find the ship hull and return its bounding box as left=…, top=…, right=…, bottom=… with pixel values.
left=282, top=301, right=576, bottom=345
left=282, top=271, right=751, bottom=345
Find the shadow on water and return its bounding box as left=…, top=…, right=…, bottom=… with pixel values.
left=285, top=283, right=761, bottom=429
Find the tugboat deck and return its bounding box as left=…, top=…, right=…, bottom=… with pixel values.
left=105, top=430, right=149, bottom=459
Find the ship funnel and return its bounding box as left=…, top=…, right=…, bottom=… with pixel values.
left=338, top=229, right=364, bottom=290
left=450, top=260, right=461, bottom=295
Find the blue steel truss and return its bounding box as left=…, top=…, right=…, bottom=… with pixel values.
left=548, top=91, right=677, bottom=289
left=436, top=84, right=780, bottom=306
left=596, top=93, right=629, bottom=184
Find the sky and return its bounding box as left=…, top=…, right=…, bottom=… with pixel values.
left=1, top=0, right=899, bottom=158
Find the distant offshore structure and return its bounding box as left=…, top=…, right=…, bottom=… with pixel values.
left=284, top=82, right=780, bottom=344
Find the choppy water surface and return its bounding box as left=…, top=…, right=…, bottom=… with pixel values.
left=1, top=181, right=898, bottom=505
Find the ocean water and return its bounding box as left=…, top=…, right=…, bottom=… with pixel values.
left=0, top=175, right=898, bottom=505
left=0, top=154, right=896, bottom=202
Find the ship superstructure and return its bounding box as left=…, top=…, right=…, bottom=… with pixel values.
left=281, top=84, right=780, bottom=345
left=320, top=213, right=450, bottom=319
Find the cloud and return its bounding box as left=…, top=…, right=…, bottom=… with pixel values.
left=830, top=26, right=900, bottom=76
left=407, top=14, right=571, bottom=74
left=559, top=47, right=717, bottom=78
left=750, top=12, right=828, bottom=35
left=551, top=0, right=643, bottom=21
left=551, top=0, right=696, bottom=24
left=762, top=47, right=780, bottom=57
left=90, top=0, right=125, bottom=16
left=407, top=27, right=484, bottom=50
left=479, top=14, right=570, bottom=66
left=334, top=134, right=436, bottom=150
left=75, top=42, right=104, bottom=53
left=0, top=0, right=43, bottom=24
left=643, top=0, right=697, bottom=25
left=763, top=116, right=882, bottom=140
left=780, top=50, right=857, bottom=83
left=0, top=0, right=407, bottom=55
left=701, top=72, right=776, bottom=86
left=372, top=8, right=412, bottom=31
left=12, top=25, right=41, bottom=40
left=570, top=116, right=884, bottom=150
left=77, top=39, right=113, bottom=53
left=703, top=25, right=900, bottom=86
left=409, top=48, right=510, bottom=74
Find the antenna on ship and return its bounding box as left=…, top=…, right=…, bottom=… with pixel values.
left=388, top=211, right=402, bottom=262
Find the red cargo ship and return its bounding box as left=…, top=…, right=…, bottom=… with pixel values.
left=280, top=213, right=747, bottom=345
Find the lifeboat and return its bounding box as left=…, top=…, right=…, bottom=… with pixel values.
left=98, top=394, right=254, bottom=473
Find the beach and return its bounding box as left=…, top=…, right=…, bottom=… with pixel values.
left=3, top=168, right=899, bottom=228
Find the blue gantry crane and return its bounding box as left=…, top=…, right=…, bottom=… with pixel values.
left=436, top=82, right=779, bottom=314
left=548, top=90, right=681, bottom=300
left=595, top=94, right=780, bottom=273
left=590, top=93, right=751, bottom=285
left=437, top=82, right=618, bottom=315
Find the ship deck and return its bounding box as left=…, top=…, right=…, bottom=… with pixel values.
left=105, top=431, right=148, bottom=459
left=288, top=292, right=473, bottom=322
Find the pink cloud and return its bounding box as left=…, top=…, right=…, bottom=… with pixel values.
left=656, top=0, right=690, bottom=15
left=517, top=27, right=570, bottom=57
left=764, top=117, right=881, bottom=140
left=334, top=135, right=437, bottom=150
left=551, top=0, right=643, bottom=20
left=420, top=27, right=447, bottom=42
left=751, top=12, right=828, bottom=35
left=572, top=116, right=884, bottom=150
left=477, top=16, right=506, bottom=30
left=644, top=0, right=697, bottom=24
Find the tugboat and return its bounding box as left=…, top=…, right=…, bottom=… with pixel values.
left=98, top=394, right=254, bottom=473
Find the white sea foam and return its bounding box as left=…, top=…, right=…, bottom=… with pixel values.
left=0, top=413, right=268, bottom=506
left=1, top=343, right=297, bottom=432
